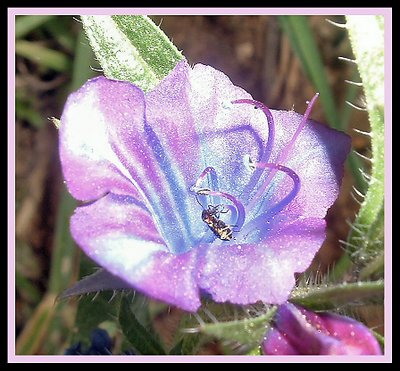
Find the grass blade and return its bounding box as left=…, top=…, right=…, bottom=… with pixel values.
left=278, top=15, right=366, bottom=192
left=15, top=15, right=55, bottom=39
left=16, top=40, right=71, bottom=72
left=119, top=295, right=166, bottom=355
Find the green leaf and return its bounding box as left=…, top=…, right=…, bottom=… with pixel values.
left=199, top=306, right=277, bottom=347
left=126, top=291, right=151, bottom=327
left=342, top=16, right=385, bottom=273
left=70, top=290, right=122, bottom=347
left=119, top=295, right=166, bottom=355
left=169, top=313, right=204, bottom=355
left=15, top=15, right=55, bottom=38
left=290, top=280, right=384, bottom=310
left=168, top=338, right=184, bottom=355
left=111, top=16, right=183, bottom=80
left=81, top=15, right=183, bottom=92
left=16, top=40, right=71, bottom=72
left=247, top=347, right=262, bottom=355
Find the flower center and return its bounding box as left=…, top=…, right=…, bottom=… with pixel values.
left=189, top=167, right=246, bottom=232
left=190, top=94, right=319, bottom=242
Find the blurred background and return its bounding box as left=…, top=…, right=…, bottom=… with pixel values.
left=14, top=15, right=380, bottom=355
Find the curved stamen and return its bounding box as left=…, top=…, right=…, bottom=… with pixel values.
left=231, top=99, right=276, bottom=203
left=190, top=166, right=219, bottom=207
left=276, top=93, right=320, bottom=166
left=221, top=204, right=238, bottom=226
left=196, top=189, right=246, bottom=231
left=247, top=93, right=319, bottom=212
left=250, top=161, right=301, bottom=215
left=238, top=161, right=301, bottom=240
left=193, top=166, right=218, bottom=188
left=231, top=99, right=275, bottom=165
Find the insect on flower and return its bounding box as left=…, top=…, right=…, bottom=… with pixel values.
left=201, top=204, right=234, bottom=241
left=193, top=187, right=238, bottom=241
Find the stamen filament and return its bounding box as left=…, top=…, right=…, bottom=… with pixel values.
left=231, top=99, right=276, bottom=203
left=277, top=93, right=319, bottom=166
left=238, top=161, right=301, bottom=239
left=231, top=99, right=275, bottom=164
left=221, top=204, right=238, bottom=226
left=251, top=162, right=301, bottom=214
left=191, top=166, right=219, bottom=207
left=194, top=166, right=218, bottom=188
left=247, top=93, right=318, bottom=211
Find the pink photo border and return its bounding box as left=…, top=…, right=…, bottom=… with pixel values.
left=8, top=7, right=392, bottom=363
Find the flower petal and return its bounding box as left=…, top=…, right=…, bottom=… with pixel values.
left=60, top=74, right=202, bottom=252
left=263, top=303, right=382, bottom=355
left=71, top=193, right=166, bottom=279
left=59, top=77, right=143, bottom=202
left=262, top=326, right=299, bottom=355
left=63, top=63, right=342, bottom=253
left=148, top=60, right=283, bottom=205
left=197, top=217, right=326, bottom=305
left=299, top=306, right=382, bottom=355
left=132, top=250, right=201, bottom=312
left=70, top=193, right=201, bottom=312
left=251, top=111, right=351, bottom=219
left=268, top=303, right=334, bottom=354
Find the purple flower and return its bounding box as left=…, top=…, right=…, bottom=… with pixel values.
left=59, top=60, right=350, bottom=312
left=262, top=303, right=382, bottom=355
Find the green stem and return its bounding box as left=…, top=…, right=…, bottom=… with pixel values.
left=81, top=15, right=183, bottom=92
left=359, top=252, right=384, bottom=280
left=345, top=16, right=385, bottom=270
left=290, top=280, right=384, bottom=310
left=199, top=306, right=277, bottom=346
